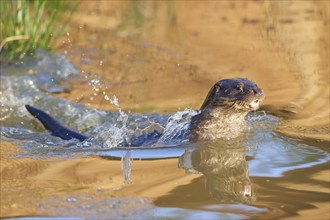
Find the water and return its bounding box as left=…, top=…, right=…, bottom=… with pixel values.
left=1, top=50, right=328, bottom=219
left=1, top=1, right=329, bottom=219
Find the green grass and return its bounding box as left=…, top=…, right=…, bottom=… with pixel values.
left=0, top=0, right=78, bottom=62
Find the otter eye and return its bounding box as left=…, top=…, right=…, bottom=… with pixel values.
left=250, top=89, right=257, bottom=94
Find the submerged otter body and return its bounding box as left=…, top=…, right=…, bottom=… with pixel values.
left=25, top=78, right=265, bottom=145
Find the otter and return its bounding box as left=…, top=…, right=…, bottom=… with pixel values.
left=190, top=78, right=265, bottom=140
left=25, top=78, right=265, bottom=144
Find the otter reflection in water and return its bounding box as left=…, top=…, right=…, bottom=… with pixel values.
left=25, top=78, right=264, bottom=145
left=179, top=140, right=255, bottom=204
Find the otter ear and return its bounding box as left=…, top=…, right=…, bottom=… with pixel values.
left=215, top=84, right=222, bottom=92
left=200, top=83, right=221, bottom=109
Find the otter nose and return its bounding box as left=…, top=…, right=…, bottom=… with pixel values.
left=251, top=88, right=264, bottom=98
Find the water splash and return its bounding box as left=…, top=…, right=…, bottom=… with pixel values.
left=0, top=50, right=328, bottom=183
left=158, top=108, right=199, bottom=145
left=122, top=150, right=132, bottom=184
left=86, top=94, right=132, bottom=148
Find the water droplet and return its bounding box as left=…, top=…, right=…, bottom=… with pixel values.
left=67, top=198, right=77, bottom=203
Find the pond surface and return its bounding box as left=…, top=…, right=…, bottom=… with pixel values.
left=1, top=1, right=329, bottom=219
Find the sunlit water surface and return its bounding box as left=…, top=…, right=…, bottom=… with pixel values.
left=1, top=1, right=330, bottom=219
left=0, top=50, right=329, bottom=219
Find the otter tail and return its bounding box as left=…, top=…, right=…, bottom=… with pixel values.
left=25, top=105, right=87, bottom=141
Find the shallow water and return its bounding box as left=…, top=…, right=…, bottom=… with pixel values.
left=1, top=1, right=329, bottom=219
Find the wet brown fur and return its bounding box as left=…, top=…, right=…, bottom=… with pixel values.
left=190, top=78, right=265, bottom=140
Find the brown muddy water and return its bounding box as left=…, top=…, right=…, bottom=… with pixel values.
left=1, top=1, right=329, bottom=219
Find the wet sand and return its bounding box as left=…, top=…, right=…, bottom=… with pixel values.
left=1, top=1, right=329, bottom=219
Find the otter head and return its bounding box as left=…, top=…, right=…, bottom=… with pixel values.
left=200, top=78, right=265, bottom=114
